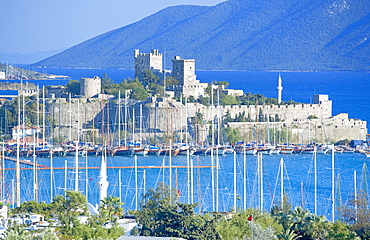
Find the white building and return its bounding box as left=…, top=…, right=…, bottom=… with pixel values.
left=12, top=125, right=41, bottom=140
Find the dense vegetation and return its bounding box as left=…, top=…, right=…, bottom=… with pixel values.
left=5, top=191, right=124, bottom=240
left=31, top=0, right=370, bottom=71
left=3, top=185, right=370, bottom=240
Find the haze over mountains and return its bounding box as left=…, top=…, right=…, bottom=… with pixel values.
left=0, top=49, right=66, bottom=65
left=32, top=0, right=370, bottom=71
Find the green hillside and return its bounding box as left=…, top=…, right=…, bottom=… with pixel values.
left=31, top=0, right=370, bottom=71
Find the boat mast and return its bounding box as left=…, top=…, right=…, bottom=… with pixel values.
left=16, top=91, right=21, bottom=207
left=191, top=154, right=194, bottom=204
left=132, top=108, right=135, bottom=143
left=74, top=140, right=79, bottom=192
left=64, top=160, right=67, bottom=195
left=337, top=173, right=342, bottom=220
left=69, top=93, right=72, bottom=141
left=74, top=100, right=80, bottom=192
left=331, top=144, right=335, bottom=222
left=135, top=155, right=138, bottom=210
left=143, top=169, right=146, bottom=197
left=125, top=90, right=128, bottom=146
left=50, top=148, right=53, bottom=202
left=243, top=143, right=247, bottom=210
left=118, top=169, right=122, bottom=203
left=314, top=146, right=317, bottom=215
left=169, top=139, right=172, bottom=198
left=354, top=170, right=357, bottom=221
left=362, top=163, right=368, bottom=196
left=197, top=156, right=202, bottom=213
left=42, top=87, right=46, bottom=150
left=1, top=140, right=4, bottom=201
left=216, top=89, right=220, bottom=212
left=85, top=152, right=88, bottom=202
left=33, top=132, right=36, bottom=201
left=259, top=152, right=263, bottom=211
left=185, top=97, right=188, bottom=146
left=233, top=151, right=237, bottom=211
left=187, top=149, right=190, bottom=204
left=35, top=87, right=40, bottom=202
left=300, top=182, right=304, bottom=209
left=280, top=158, right=284, bottom=208
left=118, top=91, right=121, bottom=147
left=211, top=86, right=215, bottom=212
left=140, top=104, right=143, bottom=144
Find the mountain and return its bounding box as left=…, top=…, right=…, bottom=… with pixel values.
left=31, top=0, right=370, bottom=71
left=0, top=48, right=66, bottom=65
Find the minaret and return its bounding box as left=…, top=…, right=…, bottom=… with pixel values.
left=277, top=74, right=283, bottom=104
left=98, top=153, right=109, bottom=204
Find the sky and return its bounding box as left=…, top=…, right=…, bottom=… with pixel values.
left=0, top=0, right=225, bottom=54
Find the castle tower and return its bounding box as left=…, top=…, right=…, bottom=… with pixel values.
left=134, top=49, right=163, bottom=81
left=277, top=74, right=283, bottom=104
left=171, top=56, right=198, bottom=86
left=80, top=76, right=101, bottom=98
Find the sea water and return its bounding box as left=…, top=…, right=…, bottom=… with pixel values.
left=3, top=152, right=370, bottom=220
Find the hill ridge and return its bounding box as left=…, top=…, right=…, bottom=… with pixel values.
left=31, top=0, right=370, bottom=71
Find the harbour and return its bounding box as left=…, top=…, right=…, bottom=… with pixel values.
left=2, top=150, right=369, bottom=220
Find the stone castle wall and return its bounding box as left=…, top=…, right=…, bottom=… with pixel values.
left=46, top=96, right=367, bottom=144
left=46, top=98, right=103, bottom=141
left=137, top=98, right=366, bottom=143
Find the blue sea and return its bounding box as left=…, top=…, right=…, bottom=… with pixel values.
left=2, top=67, right=370, bottom=219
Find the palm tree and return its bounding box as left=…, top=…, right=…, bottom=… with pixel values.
left=277, top=228, right=298, bottom=240
left=99, top=195, right=123, bottom=224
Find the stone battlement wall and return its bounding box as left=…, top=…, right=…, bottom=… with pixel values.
left=46, top=97, right=366, bottom=144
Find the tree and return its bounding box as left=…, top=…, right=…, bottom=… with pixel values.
left=135, top=183, right=221, bottom=240
left=217, top=208, right=281, bottom=240
left=7, top=192, right=125, bottom=240
left=272, top=204, right=359, bottom=240
left=197, top=96, right=210, bottom=106
left=101, top=73, right=113, bottom=88
left=99, top=196, right=123, bottom=224
left=148, top=82, right=164, bottom=97
left=162, top=76, right=178, bottom=86
left=223, top=110, right=233, bottom=124
left=142, top=69, right=160, bottom=87
left=342, top=192, right=370, bottom=239
left=130, top=87, right=149, bottom=100
left=224, top=127, right=241, bottom=144
left=213, top=80, right=230, bottom=88
left=245, top=222, right=276, bottom=240
left=65, top=80, right=80, bottom=95
left=220, top=95, right=239, bottom=105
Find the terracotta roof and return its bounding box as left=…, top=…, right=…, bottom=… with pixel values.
left=12, top=125, right=41, bottom=130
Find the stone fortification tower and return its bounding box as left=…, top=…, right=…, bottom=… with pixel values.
left=169, top=56, right=207, bottom=98
left=171, top=56, right=198, bottom=85
left=80, top=76, right=101, bottom=98
left=277, top=74, right=283, bottom=104
left=134, top=49, right=163, bottom=80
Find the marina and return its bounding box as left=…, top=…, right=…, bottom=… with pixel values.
left=1, top=149, right=369, bottom=220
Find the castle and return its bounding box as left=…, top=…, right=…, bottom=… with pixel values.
left=133, top=49, right=244, bottom=99
left=41, top=49, right=367, bottom=144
